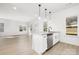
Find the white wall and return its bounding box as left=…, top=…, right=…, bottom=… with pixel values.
left=0, top=18, right=27, bottom=36
left=51, top=5, right=79, bottom=46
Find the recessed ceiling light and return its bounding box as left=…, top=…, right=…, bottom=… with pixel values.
left=13, top=7, right=16, bottom=10
left=38, top=16, right=41, bottom=20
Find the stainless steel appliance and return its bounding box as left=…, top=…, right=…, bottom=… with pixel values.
left=47, top=33, right=53, bottom=49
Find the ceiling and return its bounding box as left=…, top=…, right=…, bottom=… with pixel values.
left=0, top=3, right=79, bottom=22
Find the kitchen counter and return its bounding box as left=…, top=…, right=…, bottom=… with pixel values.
left=41, top=31, right=60, bottom=35
left=32, top=31, right=60, bottom=54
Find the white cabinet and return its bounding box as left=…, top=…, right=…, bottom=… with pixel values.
left=42, top=35, right=47, bottom=52
left=32, top=34, right=47, bottom=54
left=32, top=32, right=60, bottom=54
left=53, top=33, right=59, bottom=45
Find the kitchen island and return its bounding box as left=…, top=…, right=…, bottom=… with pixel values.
left=32, top=31, right=60, bottom=54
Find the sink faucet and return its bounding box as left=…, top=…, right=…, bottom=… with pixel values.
left=48, top=27, right=52, bottom=32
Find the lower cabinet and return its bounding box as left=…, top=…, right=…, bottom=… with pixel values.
left=32, top=34, right=47, bottom=54
left=53, top=33, right=59, bottom=45
left=32, top=32, right=60, bottom=54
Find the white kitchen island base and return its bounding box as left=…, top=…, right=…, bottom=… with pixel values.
left=32, top=34, right=47, bottom=54
left=32, top=32, right=60, bottom=54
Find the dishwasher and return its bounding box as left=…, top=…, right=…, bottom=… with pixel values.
left=47, top=33, right=53, bottom=49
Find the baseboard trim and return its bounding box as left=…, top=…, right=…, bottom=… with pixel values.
left=60, top=41, right=79, bottom=47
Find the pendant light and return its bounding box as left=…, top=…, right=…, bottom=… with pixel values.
left=38, top=4, right=41, bottom=20
left=49, top=11, right=52, bottom=20
left=44, top=8, right=47, bottom=21
left=45, top=8, right=47, bottom=18
left=43, top=8, right=48, bottom=32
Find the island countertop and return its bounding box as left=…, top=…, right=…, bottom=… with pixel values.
left=41, top=31, right=60, bottom=35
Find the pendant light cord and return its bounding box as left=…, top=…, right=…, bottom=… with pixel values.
left=49, top=11, right=51, bottom=20
left=38, top=4, right=41, bottom=17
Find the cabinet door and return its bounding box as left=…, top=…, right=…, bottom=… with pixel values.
left=42, top=35, right=47, bottom=51
left=53, top=33, right=59, bottom=45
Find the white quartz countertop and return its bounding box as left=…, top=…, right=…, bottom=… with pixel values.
left=41, top=31, right=60, bottom=35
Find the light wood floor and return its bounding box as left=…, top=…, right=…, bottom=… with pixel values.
left=44, top=42, right=79, bottom=55
left=0, top=35, right=37, bottom=55
left=0, top=35, right=79, bottom=55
